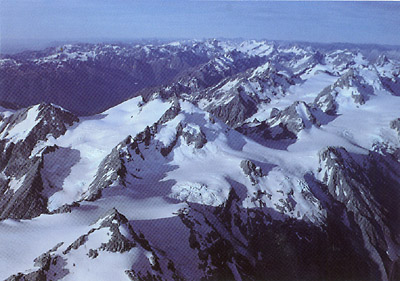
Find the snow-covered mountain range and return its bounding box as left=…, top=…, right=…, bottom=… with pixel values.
left=0, top=39, right=400, bottom=280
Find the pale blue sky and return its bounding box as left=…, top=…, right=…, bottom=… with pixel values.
left=1, top=0, right=400, bottom=52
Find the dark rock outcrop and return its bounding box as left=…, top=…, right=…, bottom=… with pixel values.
left=318, top=146, right=400, bottom=280
left=182, top=127, right=207, bottom=149
left=7, top=208, right=183, bottom=281
left=0, top=103, right=78, bottom=176
left=314, top=69, right=379, bottom=115
left=0, top=159, right=47, bottom=220
left=240, top=160, right=263, bottom=185
left=0, top=104, right=78, bottom=220
left=84, top=101, right=210, bottom=201
left=198, top=62, right=296, bottom=128
left=178, top=186, right=377, bottom=281
left=6, top=243, right=67, bottom=281
left=237, top=100, right=324, bottom=144
left=390, top=118, right=400, bottom=135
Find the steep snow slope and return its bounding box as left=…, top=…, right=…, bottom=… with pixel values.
left=45, top=97, right=171, bottom=210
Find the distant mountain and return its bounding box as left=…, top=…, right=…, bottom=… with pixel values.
left=1, top=39, right=400, bottom=281
left=1, top=41, right=213, bottom=115
left=2, top=39, right=399, bottom=116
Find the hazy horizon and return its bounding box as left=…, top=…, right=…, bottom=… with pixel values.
left=1, top=0, right=400, bottom=54
left=3, top=37, right=400, bottom=55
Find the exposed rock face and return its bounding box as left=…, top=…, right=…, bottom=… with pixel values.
left=6, top=243, right=67, bottom=281
left=7, top=208, right=183, bottom=281
left=375, top=54, right=400, bottom=97
left=6, top=267, right=51, bottom=281
left=291, top=51, right=325, bottom=75
left=317, top=146, right=400, bottom=281
left=270, top=107, right=280, bottom=118
left=0, top=145, right=79, bottom=220
left=83, top=101, right=180, bottom=201
left=314, top=88, right=338, bottom=115
left=182, top=125, right=207, bottom=149
left=0, top=104, right=78, bottom=220
left=314, top=68, right=380, bottom=114
left=84, top=100, right=210, bottom=201
left=84, top=144, right=130, bottom=201
left=269, top=101, right=320, bottom=135
left=376, top=54, right=390, bottom=67
left=139, top=49, right=267, bottom=103
left=0, top=158, right=47, bottom=220
left=196, top=62, right=296, bottom=128
left=157, top=97, right=181, bottom=123
left=63, top=209, right=138, bottom=255
left=381, top=76, right=400, bottom=97
left=325, top=50, right=360, bottom=72
left=240, top=160, right=263, bottom=185
left=390, top=118, right=400, bottom=135
left=178, top=187, right=377, bottom=281
left=237, top=120, right=296, bottom=145
left=0, top=103, right=78, bottom=175
left=99, top=210, right=137, bottom=253
left=237, top=100, right=324, bottom=143
left=207, top=90, right=259, bottom=128
left=83, top=123, right=161, bottom=201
